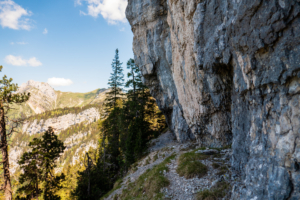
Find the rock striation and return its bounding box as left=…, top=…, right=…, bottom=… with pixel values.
left=22, top=108, right=100, bottom=135
left=10, top=107, right=100, bottom=175
left=18, top=80, right=57, bottom=114
left=126, top=0, right=300, bottom=199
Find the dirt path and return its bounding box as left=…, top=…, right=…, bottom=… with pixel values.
left=105, top=131, right=234, bottom=200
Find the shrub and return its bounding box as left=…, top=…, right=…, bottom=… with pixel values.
left=176, top=151, right=208, bottom=179
left=196, top=182, right=231, bottom=200
left=119, top=154, right=176, bottom=200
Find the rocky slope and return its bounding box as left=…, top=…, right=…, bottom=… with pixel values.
left=22, top=107, right=100, bottom=135
left=10, top=105, right=101, bottom=175
left=104, top=131, right=233, bottom=200
left=126, top=0, right=300, bottom=199
left=7, top=80, right=106, bottom=196
left=10, top=80, right=107, bottom=118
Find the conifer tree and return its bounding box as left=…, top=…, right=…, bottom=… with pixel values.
left=105, top=49, right=124, bottom=111
left=17, top=127, right=65, bottom=200
left=0, top=66, right=30, bottom=200
left=121, top=59, right=151, bottom=166
left=125, top=58, right=141, bottom=101
left=101, top=49, right=125, bottom=185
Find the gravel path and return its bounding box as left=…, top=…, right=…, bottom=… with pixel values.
left=105, top=131, right=180, bottom=199
left=105, top=132, right=234, bottom=200
left=163, top=156, right=214, bottom=200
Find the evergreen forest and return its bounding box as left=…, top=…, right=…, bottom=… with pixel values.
left=0, top=49, right=167, bottom=200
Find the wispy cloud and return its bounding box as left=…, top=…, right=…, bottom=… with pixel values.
left=47, top=77, right=73, bottom=87
left=76, top=0, right=127, bottom=24
left=10, top=41, right=28, bottom=45
left=0, top=0, right=33, bottom=30
left=4, top=55, right=42, bottom=67
left=43, top=28, right=48, bottom=34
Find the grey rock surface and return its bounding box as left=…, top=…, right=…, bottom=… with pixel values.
left=195, top=149, right=219, bottom=155
left=126, top=0, right=300, bottom=199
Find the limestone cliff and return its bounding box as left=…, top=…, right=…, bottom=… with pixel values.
left=126, top=0, right=300, bottom=199
left=10, top=80, right=107, bottom=118
left=10, top=107, right=100, bottom=175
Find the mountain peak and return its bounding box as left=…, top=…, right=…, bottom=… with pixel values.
left=19, top=80, right=57, bottom=102
left=20, top=80, right=52, bottom=89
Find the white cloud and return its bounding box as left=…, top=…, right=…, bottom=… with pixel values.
left=43, top=28, right=48, bottom=34
left=5, top=55, right=27, bottom=66
left=4, top=55, right=42, bottom=67
left=47, top=77, right=73, bottom=87
left=76, top=0, right=127, bottom=24
left=27, top=57, right=42, bottom=67
left=119, top=27, right=125, bottom=32
left=0, top=0, right=32, bottom=30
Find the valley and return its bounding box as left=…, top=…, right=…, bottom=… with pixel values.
left=5, top=80, right=107, bottom=198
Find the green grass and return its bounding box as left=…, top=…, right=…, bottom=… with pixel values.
left=119, top=154, right=176, bottom=200
left=212, top=163, right=220, bottom=169
left=216, top=166, right=228, bottom=176
left=55, top=88, right=106, bottom=108
left=8, top=87, right=107, bottom=120
left=196, top=181, right=231, bottom=200
left=100, top=179, right=123, bottom=200
left=176, top=151, right=208, bottom=179
left=153, top=153, right=159, bottom=162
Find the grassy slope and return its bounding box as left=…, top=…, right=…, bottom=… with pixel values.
left=55, top=88, right=107, bottom=108
left=5, top=87, right=107, bottom=199
left=9, top=87, right=107, bottom=119
left=9, top=114, right=101, bottom=199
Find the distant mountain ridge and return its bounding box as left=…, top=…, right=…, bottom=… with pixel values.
left=6, top=80, right=107, bottom=196
left=10, top=80, right=108, bottom=118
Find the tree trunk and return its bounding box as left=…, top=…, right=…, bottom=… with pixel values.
left=0, top=101, right=12, bottom=200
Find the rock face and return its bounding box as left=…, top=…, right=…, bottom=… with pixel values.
left=18, top=80, right=57, bottom=114
left=19, top=80, right=57, bottom=102
left=12, top=80, right=108, bottom=117
left=10, top=107, right=100, bottom=175
left=126, top=0, right=300, bottom=199
left=22, top=108, right=100, bottom=135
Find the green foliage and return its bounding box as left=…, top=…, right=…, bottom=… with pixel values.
left=176, top=151, right=208, bottom=179
left=105, top=49, right=124, bottom=110
left=0, top=65, right=30, bottom=200
left=196, top=181, right=231, bottom=200
left=71, top=153, right=110, bottom=200
left=100, top=178, right=123, bottom=200
left=212, top=163, right=220, bottom=169
left=72, top=57, right=167, bottom=200
left=25, top=104, right=101, bottom=124
left=119, top=154, right=175, bottom=200
left=0, top=66, right=30, bottom=104
left=16, top=127, right=66, bottom=200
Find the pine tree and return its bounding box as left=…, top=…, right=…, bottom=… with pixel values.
left=96, top=49, right=125, bottom=188
left=0, top=65, right=30, bottom=200
left=17, top=127, right=66, bottom=200
left=105, top=49, right=124, bottom=111
left=16, top=150, right=42, bottom=200
left=125, top=58, right=141, bottom=102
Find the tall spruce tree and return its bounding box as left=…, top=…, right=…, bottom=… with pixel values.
left=105, top=49, right=124, bottom=111
left=125, top=58, right=141, bottom=102
left=121, top=59, right=151, bottom=166
left=102, top=49, right=124, bottom=184
left=17, top=127, right=65, bottom=200
left=0, top=66, right=30, bottom=200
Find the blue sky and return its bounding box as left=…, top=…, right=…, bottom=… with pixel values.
left=0, top=0, right=133, bottom=93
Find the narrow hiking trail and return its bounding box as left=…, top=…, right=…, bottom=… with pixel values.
left=105, top=132, right=237, bottom=200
